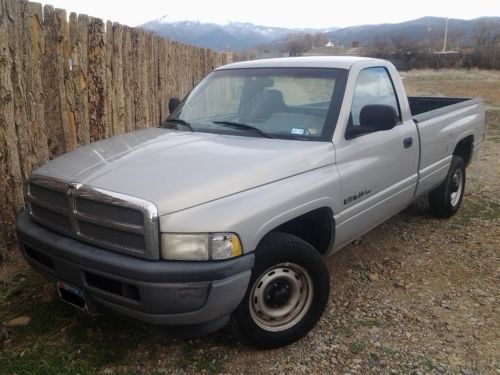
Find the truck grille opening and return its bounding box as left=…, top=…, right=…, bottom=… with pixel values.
left=30, top=203, right=72, bottom=231
left=76, top=198, right=144, bottom=226
left=78, top=221, right=146, bottom=251
left=29, top=184, right=68, bottom=209
left=58, top=287, right=87, bottom=309
left=85, top=272, right=140, bottom=301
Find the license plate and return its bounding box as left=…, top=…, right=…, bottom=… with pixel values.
left=57, top=281, right=89, bottom=313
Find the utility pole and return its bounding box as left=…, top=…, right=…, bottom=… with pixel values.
left=427, top=25, right=431, bottom=52
left=443, top=17, right=449, bottom=52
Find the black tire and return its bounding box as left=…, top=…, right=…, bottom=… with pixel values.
left=428, top=155, right=466, bottom=218
left=231, top=232, right=330, bottom=349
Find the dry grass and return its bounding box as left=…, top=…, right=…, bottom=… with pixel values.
left=0, top=252, right=28, bottom=286
left=403, top=69, right=500, bottom=109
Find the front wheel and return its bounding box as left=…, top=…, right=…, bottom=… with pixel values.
left=231, top=232, right=330, bottom=349
left=428, top=155, right=466, bottom=218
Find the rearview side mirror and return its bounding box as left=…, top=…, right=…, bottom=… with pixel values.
left=168, top=97, right=180, bottom=114
left=346, top=104, right=398, bottom=139
left=359, top=104, right=398, bottom=131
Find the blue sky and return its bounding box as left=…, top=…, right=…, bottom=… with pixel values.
left=43, top=0, right=499, bottom=28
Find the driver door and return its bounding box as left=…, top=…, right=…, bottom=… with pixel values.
left=334, top=67, right=419, bottom=248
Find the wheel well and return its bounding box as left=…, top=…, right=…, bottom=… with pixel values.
left=454, top=136, right=474, bottom=167
left=270, top=207, right=334, bottom=254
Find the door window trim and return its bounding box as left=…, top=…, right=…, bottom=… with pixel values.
left=344, top=66, right=403, bottom=140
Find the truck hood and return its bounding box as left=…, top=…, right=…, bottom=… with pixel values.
left=34, top=128, right=336, bottom=215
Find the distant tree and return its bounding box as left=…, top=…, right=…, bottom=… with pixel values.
left=447, top=29, right=465, bottom=51
left=288, top=39, right=305, bottom=56
left=313, top=33, right=328, bottom=48
left=304, top=33, right=313, bottom=50
left=390, top=32, right=419, bottom=58
left=473, top=19, right=500, bottom=68
left=428, top=26, right=466, bottom=52
left=371, top=35, right=390, bottom=57
left=286, top=33, right=314, bottom=56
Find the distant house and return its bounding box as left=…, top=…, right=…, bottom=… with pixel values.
left=325, top=41, right=335, bottom=47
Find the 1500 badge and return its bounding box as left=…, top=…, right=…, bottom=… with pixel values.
left=344, top=189, right=372, bottom=205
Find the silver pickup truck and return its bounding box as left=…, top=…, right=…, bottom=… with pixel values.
left=17, top=57, right=485, bottom=348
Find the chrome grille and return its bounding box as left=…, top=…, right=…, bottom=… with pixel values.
left=75, top=198, right=144, bottom=226
left=27, top=176, right=159, bottom=259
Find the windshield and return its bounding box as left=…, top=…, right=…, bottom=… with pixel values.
left=164, top=67, right=347, bottom=141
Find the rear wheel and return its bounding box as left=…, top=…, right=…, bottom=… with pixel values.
left=231, top=232, right=330, bottom=348
left=428, top=155, right=466, bottom=218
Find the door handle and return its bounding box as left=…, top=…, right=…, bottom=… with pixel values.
left=403, top=137, right=413, bottom=149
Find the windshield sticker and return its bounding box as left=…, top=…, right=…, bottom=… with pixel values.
left=291, top=128, right=305, bottom=135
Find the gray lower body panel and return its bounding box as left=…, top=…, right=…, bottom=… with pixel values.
left=16, top=210, right=253, bottom=331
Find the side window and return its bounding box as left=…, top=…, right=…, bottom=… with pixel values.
left=350, top=67, right=401, bottom=126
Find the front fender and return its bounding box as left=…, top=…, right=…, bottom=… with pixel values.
left=159, top=165, right=341, bottom=253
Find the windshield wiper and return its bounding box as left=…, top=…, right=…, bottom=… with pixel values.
left=212, top=121, right=273, bottom=139
left=162, top=118, right=193, bottom=132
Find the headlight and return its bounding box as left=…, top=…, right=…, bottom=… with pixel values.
left=161, top=233, right=242, bottom=261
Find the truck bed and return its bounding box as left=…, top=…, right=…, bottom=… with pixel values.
left=410, top=96, right=484, bottom=199
left=409, top=96, right=470, bottom=117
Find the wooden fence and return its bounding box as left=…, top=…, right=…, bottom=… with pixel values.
left=0, top=0, right=230, bottom=263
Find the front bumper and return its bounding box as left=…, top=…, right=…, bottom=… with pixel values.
left=16, top=210, right=254, bottom=331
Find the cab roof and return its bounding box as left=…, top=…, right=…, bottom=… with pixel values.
left=216, top=56, right=386, bottom=71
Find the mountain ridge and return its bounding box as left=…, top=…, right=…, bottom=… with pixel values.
left=140, top=16, right=500, bottom=51
left=141, top=18, right=337, bottom=51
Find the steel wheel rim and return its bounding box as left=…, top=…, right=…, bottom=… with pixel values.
left=450, top=168, right=464, bottom=207
left=249, top=262, right=313, bottom=332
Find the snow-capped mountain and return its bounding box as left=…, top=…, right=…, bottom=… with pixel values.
left=141, top=16, right=499, bottom=52
left=141, top=17, right=337, bottom=51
